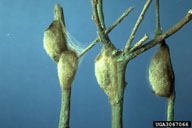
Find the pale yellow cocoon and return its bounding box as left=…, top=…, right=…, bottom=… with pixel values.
left=58, top=50, right=78, bottom=90
left=149, top=43, right=174, bottom=97
left=95, top=49, right=118, bottom=101
left=43, top=20, right=67, bottom=63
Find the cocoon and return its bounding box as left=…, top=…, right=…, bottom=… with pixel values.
left=58, top=50, right=78, bottom=90
left=149, top=42, right=174, bottom=97
left=95, top=49, right=118, bottom=102
left=43, top=20, right=67, bottom=63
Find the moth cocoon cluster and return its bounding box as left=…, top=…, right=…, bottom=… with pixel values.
left=95, top=49, right=118, bottom=102
left=43, top=20, right=67, bottom=63
left=149, top=42, right=175, bottom=97
left=58, top=50, right=78, bottom=90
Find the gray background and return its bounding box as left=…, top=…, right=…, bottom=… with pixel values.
left=0, top=0, right=191, bottom=128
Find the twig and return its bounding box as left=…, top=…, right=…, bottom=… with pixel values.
left=59, top=89, right=71, bottom=128
left=97, top=0, right=106, bottom=30
left=91, top=0, right=113, bottom=47
left=112, top=102, right=123, bottom=128
left=78, top=6, right=134, bottom=58
left=125, top=0, right=152, bottom=51
left=106, top=7, right=134, bottom=34
left=155, top=1, right=176, bottom=124
left=78, top=38, right=99, bottom=58
left=154, top=0, right=162, bottom=38
left=130, top=34, right=148, bottom=52
left=53, top=4, right=75, bottom=128
left=167, top=89, right=176, bottom=123
left=128, top=9, right=192, bottom=60
left=91, top=0, right=104, bottom=35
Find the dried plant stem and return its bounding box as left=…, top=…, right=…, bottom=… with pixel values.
left=125, top=0, right=152, bottom=50
left=92, top=1, right=128, bottom=128
left=167, top=90, right=176, bottom=127
left=43, top=2, right=192, bottom=128
left=112, top=103, right=123, bottom=128
left=91, top=0, right=192, bottom=128
left=130, top=34, right=148, bottom=52
left=91, top=0, right=104, bottom=36
left=106, top=7, right=134, bottom=34
left=78, top=38, right=99, bottom=58
left=78, top=6, right=134, bottom=58
left=97, top=0, right=106, bottom=30
left=111, top=62, right=127, bottom=128
left=154, top=0, right=162, bottom=37
left=155, top=0, right=175, bottom=125
left=129, top=9, right=192, bottom=60
left=59, top=89, right=71, bottom=128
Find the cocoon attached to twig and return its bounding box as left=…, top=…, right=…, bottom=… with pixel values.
left=149, top=42, right=175, bottom=97
left=58, top=50, right=78, bottom=90
left=43, top=20, right=67, bottom=63
left=95, top=49, right=118, bottom=102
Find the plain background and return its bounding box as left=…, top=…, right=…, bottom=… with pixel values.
left=0, top=0, right=191, bottom=128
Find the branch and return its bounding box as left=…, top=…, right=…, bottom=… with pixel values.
left=59, top=89, right=71, bottom=128
left=167, top=90, right=176, bottom=122
left=97, top=0, right=106, bottom=30
left=91, top=0, right=113, bottom=48
left=78, top=38, right=99, bottom=58
left=78, top=6, right=134, bottom=58
left=91, top=0, right=104, bottom=35
left=125, top=0, right=152, bottom=51
left=129, top=9, right=192, bottom=60
left=130, top=34, right=148, bottom=52
left=106, top=7, right=134, bottom=34
left=154, top=0, right=162, bottom=37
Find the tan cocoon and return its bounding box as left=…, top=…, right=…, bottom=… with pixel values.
left=95, top=49, right=118, bottom=102
left=43, top=20, right=67, bottom=63
left=58, top=51, right=78, bottom=90
left=149, top=42, right=174, bottom=97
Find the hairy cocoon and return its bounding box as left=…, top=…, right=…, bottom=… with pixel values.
left=58, top=50, right=78, bottom=90
left=43, top=20, right=67, bottom=63
left=149, top=42, right=174, bottom=97
left=95, top=49, right=118, bottom=102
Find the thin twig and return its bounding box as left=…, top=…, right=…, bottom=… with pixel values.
left=106, top=7, right=134, bottom=34
left=155, top=1, right=176, bottom=123
left=91, top=0, right=104, bottom=34
left=125, top=0, right=152, bottom=51
left=78, top=6, right=134, bottom=58
left=97, top=0, right=106, bottom=30
left=91, top=0, right=113, bottom=47
left=130, top=34, right=148, bottom=52
left=154, top=0, right=162, bottom=39
left=167, top=89, right=176, bottom=123
left=59, top=89, right=71, bottom=128
left=78, top=38, right=99, bottom=58
left=128, top=9, right=192, bottom=60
